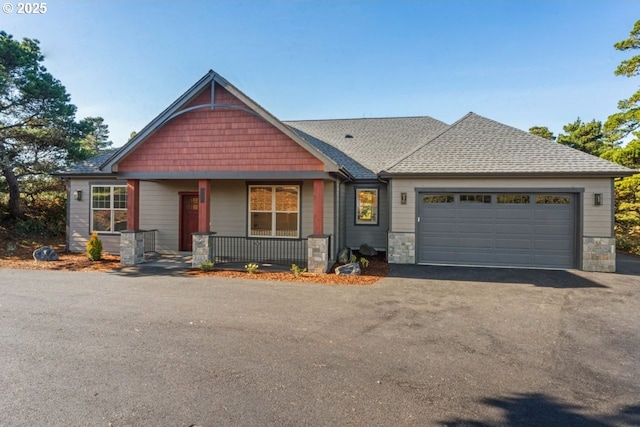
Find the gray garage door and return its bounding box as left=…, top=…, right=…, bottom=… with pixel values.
left=417, top=192, right=576, bottom=269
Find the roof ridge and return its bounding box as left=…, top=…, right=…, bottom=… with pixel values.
left=383, top=112, right=475, bottom=172
left=283, top=115, right=443, bottom=123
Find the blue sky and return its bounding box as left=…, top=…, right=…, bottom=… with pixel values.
left=3, top=1, right=639, bottom=146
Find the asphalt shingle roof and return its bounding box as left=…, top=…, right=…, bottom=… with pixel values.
left=385, top=113, right=634, bottom=176
left=285, top=117, right=449, bottom=180
left=59, top=113, right=634, bottom=178
left=55, top=150, right=117, bottom=176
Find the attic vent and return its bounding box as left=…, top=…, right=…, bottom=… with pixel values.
left=345, top=134, right=353, bottom=139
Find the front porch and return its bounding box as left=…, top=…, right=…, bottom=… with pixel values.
left=120, top=178, right=334, bottom=273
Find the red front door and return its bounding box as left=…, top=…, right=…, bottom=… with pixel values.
left=180, top=193, right=199, bottom=251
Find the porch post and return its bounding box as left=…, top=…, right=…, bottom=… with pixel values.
left=198, top=179, right=211, bottom=232
left=127, top=179, right=140, bottom=231
left=120, top=179, right=143, bottom=265
left=313, top=179, right=324, bottom=235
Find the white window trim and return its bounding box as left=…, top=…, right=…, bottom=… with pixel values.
left=248, top=185, right=300, bottom=238
left=356, top=188, right=379, bottom=225
left=90, top=185, right=127, bottom=234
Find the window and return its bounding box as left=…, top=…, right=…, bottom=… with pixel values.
left=535, top=195, right=570, bottom=204
left=423, top=194, right=454, bottom=204
left=356, top=188, right=378, bottom=225
left=249, top=185, right=299, bottom=237
left=460, top=194, right=492, bottom=203
left=497, top=194, right=531, bottom=204
left=91, top=185, right=127, bottom=233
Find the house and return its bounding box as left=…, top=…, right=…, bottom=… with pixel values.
left=56, top=70, right=634, bottom=273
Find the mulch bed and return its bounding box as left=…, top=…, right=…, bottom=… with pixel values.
left=0, top=238, right=388, bottom=285
left=187, top=255, right=388, bottom=285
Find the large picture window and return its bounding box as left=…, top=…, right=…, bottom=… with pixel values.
left=91, top=185, right=127, bottom=233
left=356, top=188, right=378, bottom=225
left=249, top=185, right=299, bottom=238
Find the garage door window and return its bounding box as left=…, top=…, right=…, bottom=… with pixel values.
left=460, top=194, right=491, bottom=203
left=497, top=194, right=531, bottom=204
left=423, top=195, right=454, bottom=203
left=536, top=195, right=570, bottom=204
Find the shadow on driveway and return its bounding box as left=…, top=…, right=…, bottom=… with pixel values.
left=389, top=264, right=608, bottom=288
left=615, top=253, right=640, bottom=276
left=439, top=393, right=640, bottom=426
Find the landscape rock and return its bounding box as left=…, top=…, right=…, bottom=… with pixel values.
left=359, top=244, right=378, bottom=256
left=33, top=246, right=59, bottom=262
left=337, top=247, right=352, bottom=263
left=335, top=262, right=361, bottom=275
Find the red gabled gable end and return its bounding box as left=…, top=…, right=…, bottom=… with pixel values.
left=117, top=83, right=325, bottom=173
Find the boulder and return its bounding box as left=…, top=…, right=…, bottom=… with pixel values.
left=359, top=244, right=378, bottom=256
left=335, top=262, right=361, bottom=275
left=33, top=246, right=59, bottom=262
left=337, top=247, right=352, bottom=263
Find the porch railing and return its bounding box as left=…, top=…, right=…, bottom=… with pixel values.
left=141, top=229, right=158, bottom=255
left=212, top=236, right=308, bottom=267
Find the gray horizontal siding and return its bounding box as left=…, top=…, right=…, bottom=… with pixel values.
left=344, top=183, right=388, bottom=251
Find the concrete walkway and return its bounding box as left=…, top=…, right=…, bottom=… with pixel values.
left=116, top=254, right=292, bottom=276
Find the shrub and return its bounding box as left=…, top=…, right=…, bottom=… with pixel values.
left=86, top=232, right=103, bottom=261
left=200, top=260, right=215, bottom=272
left=359, top=257, right=370, bottom=268
left=290, top=263, right=307, bottom=277
left=350, top=254, right=357, bottom=263
left=245, top=263, right=259, bottom=274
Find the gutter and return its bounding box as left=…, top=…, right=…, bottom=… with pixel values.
left=378, top=170, right=638, bottom=179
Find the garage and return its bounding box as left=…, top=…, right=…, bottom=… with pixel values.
left=417, top=192, right=576, bottom=269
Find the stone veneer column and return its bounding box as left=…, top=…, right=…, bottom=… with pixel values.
left=387, top=232, right=415, bottom=264
left=582, top=237, right=616, bottom=273
left=308, top=234, right=330, bottom=274
left=120, top=230, right=145, bottom=265
left=192, top=232, right=216, bottom=268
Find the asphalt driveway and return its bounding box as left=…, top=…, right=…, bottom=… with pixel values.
left=0, top=265, right=639, bottom=426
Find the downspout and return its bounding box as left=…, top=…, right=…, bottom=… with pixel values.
left=65, top=178, right=71, bottom=252
left=335, top=167, right=354, bottom=256
left=377, top=175, right=390, bottom=257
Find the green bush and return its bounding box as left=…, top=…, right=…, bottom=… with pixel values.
left=245, top=263, right=259, bottom=274
left=86, top=232, right=103, bottom=261
left=359, top=257, right=370, bottom=268
left=290, top=263, right=307, bottom=277
left=200, top=260, right=215, bottom=272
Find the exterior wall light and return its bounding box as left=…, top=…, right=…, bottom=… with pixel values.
left=594, top=193, right=602, bottom=206
left=401, top=192, right=407, bottom=205
left=73, top=190, right=82, bottom=201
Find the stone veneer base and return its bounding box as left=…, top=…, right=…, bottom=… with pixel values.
left=388, top=232, right=415, bottom=264
left=120, top=230, right=144, bottom=265
left=308, top=235, right=330, bottom=273
left=192, top=233, right=215, bottom=268
left=582, top=237, right=616, bottom=273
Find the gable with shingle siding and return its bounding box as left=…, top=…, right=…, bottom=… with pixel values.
left=116, top=83, right=325, bottom=174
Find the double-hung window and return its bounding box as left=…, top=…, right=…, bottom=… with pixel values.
left=249, top=185, right=299, bottom=238
left=91, top=185, right=127, bottom=233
